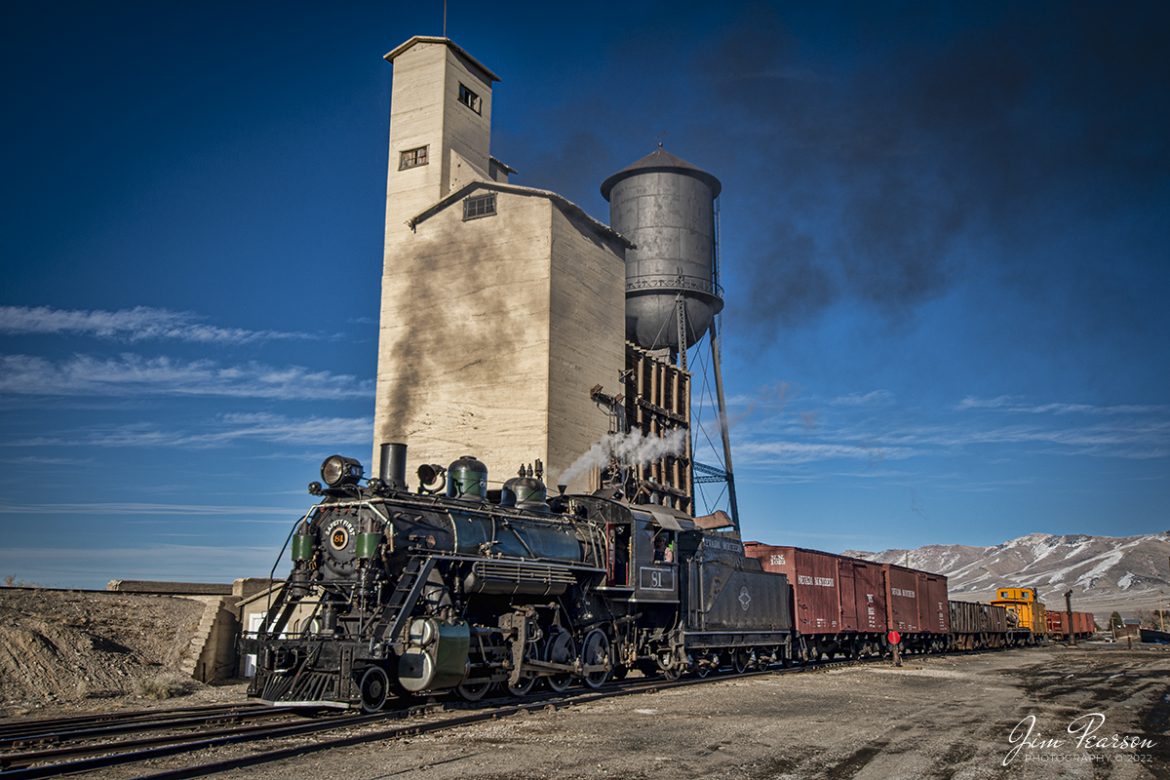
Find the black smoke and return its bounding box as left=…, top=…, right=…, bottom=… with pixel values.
left=696, top=3, right=1170, bottom=334
left=501, top=2, right=1170, bottom=341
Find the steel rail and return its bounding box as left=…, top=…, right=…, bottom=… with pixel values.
left=0, top=710, right=381, bottom=780
left=0, top=706, right=296, bottom=750
left=0, top=711, right=321, bottom=770
left=0, top=703, right=277, bottom=744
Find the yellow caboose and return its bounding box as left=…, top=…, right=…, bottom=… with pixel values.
left=991, top=586, right=1048, bottom=639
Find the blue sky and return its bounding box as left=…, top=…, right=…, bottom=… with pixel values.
left=2, top=2, right=1167, bottom=587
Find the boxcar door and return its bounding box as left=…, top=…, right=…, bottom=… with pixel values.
left=839, top=561, right=858, bottom=631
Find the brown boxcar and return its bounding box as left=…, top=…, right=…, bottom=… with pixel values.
left=949, top=600, right=1010, bottom=649
left=743, top=544, right=842, bottom=634
left=919, top=573, right=951, bottom=634
left=1048, top=611, right=1095, bottom=638
left=882, top=564, right=922, bottom=633
left=839, top=557, right=887, bottom=633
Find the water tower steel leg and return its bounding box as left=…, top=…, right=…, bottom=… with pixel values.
left=708, top=318, right=739, bottom=533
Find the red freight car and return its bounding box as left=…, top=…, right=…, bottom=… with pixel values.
left=882, top=564, right=922, bottom=633
left=920, top=572, right=951, bottom=634
left=743, top=544, right=842, bottom=634
left=839, top=557, right=887, bottom=634
left=1047, top=610, right=1096, bottom=640
left=744, top=544, right=890, bottom=660
left=881, top=564, right=951, bottom=652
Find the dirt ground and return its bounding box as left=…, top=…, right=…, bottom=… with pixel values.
left=207, top=643, right=1168, bottom=780
left=2, top=614, right=1164, bottom=779
left=0, top=589, right=240, bottom=716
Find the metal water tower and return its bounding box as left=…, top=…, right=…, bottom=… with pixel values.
left=601, top=145, right=723, bottom=352
left=601, top=146, right=739, bottom=529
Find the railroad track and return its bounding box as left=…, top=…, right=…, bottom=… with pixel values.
left=0, top=702, right=311, bottom=778
left=0, top=649, right=1000, bottom=779
left=0, top=703, right=296, bottom=749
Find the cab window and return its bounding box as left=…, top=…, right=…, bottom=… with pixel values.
left=651, top=528, right=676, bottom=564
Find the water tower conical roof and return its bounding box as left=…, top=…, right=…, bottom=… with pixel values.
left=600, top=146, right=722, bottom=200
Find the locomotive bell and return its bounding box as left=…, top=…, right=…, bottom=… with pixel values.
left=446, top=455, right=488, bottom=500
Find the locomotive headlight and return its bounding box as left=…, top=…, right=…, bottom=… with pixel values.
left=321, top=455, right=363, bottom=487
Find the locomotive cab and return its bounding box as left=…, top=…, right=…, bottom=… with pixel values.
left=630, top=509, right=682, bottom=604
left=594, top=502, right=683, bottom=604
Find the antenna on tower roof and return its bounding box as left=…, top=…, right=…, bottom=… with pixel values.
left=443, top=0, right=448, bottom=37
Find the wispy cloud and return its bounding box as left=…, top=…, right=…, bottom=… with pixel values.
left=829, top=389, right=893, bottom=407
left=9, top=412, right=372, bottom=449
left=0, top=544, right=281, bottom=586
left=0, top=305, right=313, bottom=344
left=0, top=353, right=373, bottom=400
left=736, top=440, right=916, bottom=464
left=0, top=455, right=93, bottom=466
left=731, top=392, right=1170, bottom=469
left=0, top=501, right=300, bottom=517
left=956, top=395, right=1168, bottom=415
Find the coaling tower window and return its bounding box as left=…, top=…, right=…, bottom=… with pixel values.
left=399, top=145, right=429, bottom=170
left=458, top=82, right=482, bottom=114
left=463, top=193, right=497, bottom=221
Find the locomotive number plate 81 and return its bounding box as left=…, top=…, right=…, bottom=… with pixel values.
left=639, top=566, right=676, bottom=591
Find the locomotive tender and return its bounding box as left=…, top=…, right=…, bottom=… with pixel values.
left=244, top=444, right=793, bottom=711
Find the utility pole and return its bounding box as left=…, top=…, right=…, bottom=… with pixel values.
left=1064, top=589, right=1075, bottom=647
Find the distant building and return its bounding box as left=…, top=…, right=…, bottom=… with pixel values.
left=1116, top=618, right=1142, bottom=638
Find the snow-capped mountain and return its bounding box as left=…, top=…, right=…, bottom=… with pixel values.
left=845, top=531, right=1170, bottom=618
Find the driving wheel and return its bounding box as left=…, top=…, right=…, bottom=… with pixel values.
left=581, top=630, right=611, bottom=689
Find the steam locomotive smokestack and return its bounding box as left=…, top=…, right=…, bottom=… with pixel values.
left=379, top=442, right=407, bottom=490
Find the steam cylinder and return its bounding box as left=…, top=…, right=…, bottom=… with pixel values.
left=601, top=147, right=723, bottom=351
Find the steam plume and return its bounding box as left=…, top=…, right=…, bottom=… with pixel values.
left=557, top=429, right=688, bottom=488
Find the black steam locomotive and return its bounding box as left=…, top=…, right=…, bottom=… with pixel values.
left=244, top=444, right=792, bottom=710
